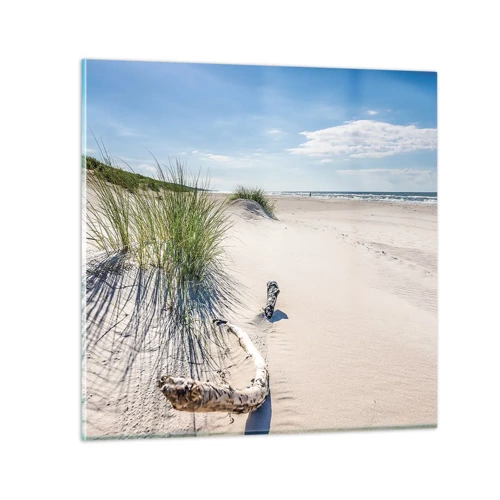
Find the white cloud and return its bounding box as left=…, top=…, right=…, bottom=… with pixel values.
left=119, top=128, right=140, bottom=137
left=113, top=156, right=151, bottom=164
left=318, top=158, right=351, bottom=164
left=137, top=164, right=157, bottom=175
left=367, top=110, right=378, bottom=115
left=191, top=150, right=231, bottom=162
left=288, top=120, right=437, bottom=159
left=203, top=153, right=230, bottom=162
left=101, top=117, right=144, bottom=138
left=267, top=128, right=282, bottom=134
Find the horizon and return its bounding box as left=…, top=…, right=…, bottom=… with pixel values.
left=212, top=188, right=437, bottom=193
left=83, top=60, right=437, bottom=192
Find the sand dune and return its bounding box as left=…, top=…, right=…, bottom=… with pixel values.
left=84, top=195, right=437, bottom=438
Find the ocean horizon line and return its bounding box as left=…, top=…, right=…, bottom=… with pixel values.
left=212, top=190, right=437, bottom=203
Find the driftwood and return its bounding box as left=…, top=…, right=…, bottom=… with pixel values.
left=158, top=319, right=269, bottom=414
left=263, top=281, right=280, bottom=319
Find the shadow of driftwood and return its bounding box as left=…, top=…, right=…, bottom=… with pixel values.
left=269, top=309, right=288, bottom=323
left=245, top=391, right=272, bottom=435
left=85, top=249, right=245, bottom=388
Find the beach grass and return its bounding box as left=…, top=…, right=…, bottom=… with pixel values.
left=86, top=156, right=231, bottom=284
left=86, top=149, right=239, bottom=379
left=228, top=186, right=276, bottom=217
left=86, top=169, right=133, bottom=252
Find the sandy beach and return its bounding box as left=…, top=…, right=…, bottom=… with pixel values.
left=84, top=195, right=437, bottom=438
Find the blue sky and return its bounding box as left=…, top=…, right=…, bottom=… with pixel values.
left=83, top=60, right=437, bottom=192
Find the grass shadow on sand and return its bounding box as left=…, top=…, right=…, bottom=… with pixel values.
left=85, top=250, right=245, bottom=393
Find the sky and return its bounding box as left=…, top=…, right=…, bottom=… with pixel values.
left=83, top=60, right=437, bottom=192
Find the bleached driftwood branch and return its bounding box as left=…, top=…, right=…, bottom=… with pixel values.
left=158, top=319, right=269, bottom=414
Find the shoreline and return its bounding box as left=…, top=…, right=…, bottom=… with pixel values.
left=212, top=191, right=437, bottom=205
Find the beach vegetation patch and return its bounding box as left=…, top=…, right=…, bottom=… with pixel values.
left=85, top=155, right=188, bottom=193
left=86, top=156, right=231, bottom=284
left=227, top=186, right=276, bottom=217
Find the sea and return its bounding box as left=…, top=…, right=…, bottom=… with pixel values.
left=266, top=191, right=438, bottom=204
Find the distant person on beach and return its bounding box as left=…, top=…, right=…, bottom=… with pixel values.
left=309, top=192, right=312, bottom=197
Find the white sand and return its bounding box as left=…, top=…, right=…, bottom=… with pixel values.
left=84, top=195, right=437, bottom=438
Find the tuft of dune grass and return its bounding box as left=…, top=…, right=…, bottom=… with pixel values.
left=85, top=140, right=243, bottom=377
left=87, top=172, right=133, bottom=252
left=227, top=186, right=276, bottom=217
left=86, top=156, right=231, bottom=285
